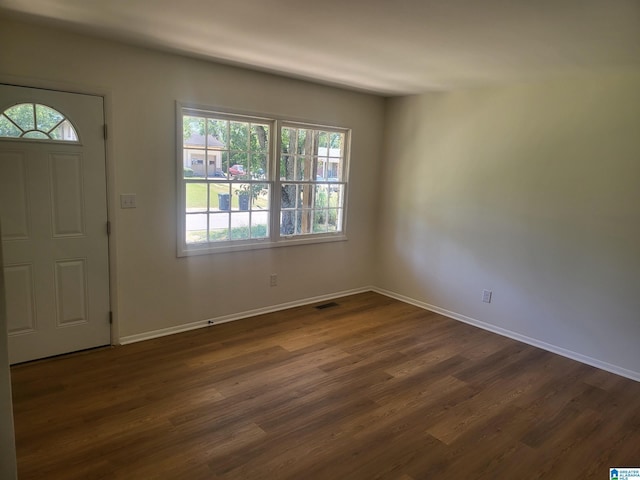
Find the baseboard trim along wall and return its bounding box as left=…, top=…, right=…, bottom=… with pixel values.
left=372, top=287, right=640, bottom=383
left=120, top=286, right=639, bottom=382
left=119, top=287, right=373, bottom=345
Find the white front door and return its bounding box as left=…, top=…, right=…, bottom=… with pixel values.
left=0, top=84, right=110, bottom=364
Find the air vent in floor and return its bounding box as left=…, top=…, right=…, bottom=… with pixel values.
left=315, top=302, right=339, bottom=310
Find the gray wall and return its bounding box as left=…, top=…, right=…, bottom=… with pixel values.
left=377, top=73, right=640, bottom=378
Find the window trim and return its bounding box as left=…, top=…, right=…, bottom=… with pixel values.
left=176, top=102, right=350, bottom=257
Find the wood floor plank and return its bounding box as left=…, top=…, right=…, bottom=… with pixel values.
left=10, top=291, right=640, bottom=479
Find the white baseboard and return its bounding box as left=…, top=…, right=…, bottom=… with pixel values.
left=119, top=285, right=639, bottom=382
left=119, top=286, right=373, bottom=345
left=372, top=287, right=640, bottom=383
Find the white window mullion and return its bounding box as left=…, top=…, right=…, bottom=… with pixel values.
left=227, top=182, right=232, bottom=239
left=272, top=120, right=283, bottom=241
left=206, top=181, right=211, bottom=244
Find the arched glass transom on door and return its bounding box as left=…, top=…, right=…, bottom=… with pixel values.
left=0, top=103, right=79, bottom=142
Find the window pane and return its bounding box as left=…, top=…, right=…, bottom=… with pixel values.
left=251, top=184, right=269, bottom=210
left=0, top=115, right=21, bottom=137
left=185, top=152, right=204, bottom=177
left=49, top=120, right=78, bottom=141
left=35, top=104, right=64, bottom=132
left=281, top=154, right=294, bottom=180
left=298, top=184, right=313, bottom=209
left=297, top=129, right=313, bottom=154
left=230, top=213, right=250, bottom=240
left=315, top=184, right=329, bottom=207
left=183, top=116, right=206, bottom=145
left=329, top=132, right=345, bottom=158
left=22, top=131, right=49, bottom=139
left=313, top=209, right=329, bottom=233
left=280, top=184, right=297, bottom=235
left=207, top=119, right=228, bottom=148
left=206, top=150, right=224, bottom=179
left=295, top=156, right=309, bottom=181
left=315, top=157, right=330, bottom=180
left=235, top=183, right=269, bottom=210
left=184, top=166, right=196, bottom=179
left=185, top=213, right=208, bottom=244
left=185, top=183, right=207, bottom=211
left=298, top=209, right=313, bottom=235
left=229, top=153, right=248, bottom=178
left=4, top=104, right=34, bottom=131
left=251, top=211, right=269, bottom=238
left=281, top=183, right=297, bottom=209
left=328, top=209, right=342, bottom=232
left=220, top=152, right=230, bottom=179
left=209, top=228, right=229, bottom=242
left=280, top=209, right=296, bottom=235
left=281, top=127, right=294, bottom=154
left=318, top=131, right=329, bottom=150
left=326, top=159, right=341, bottom=180
left=209, top=213, right=230, bottom=242
left=234, top=183, right=251, bottom=211
left=329, top=184, right=344, bottom=205
left=251, top=124, right=269, bottom=152
left=250, top=153, right=267, bottom=179
left=210, top=183, right=231, bottom=211
left=229, top=121, right=249, bottom=151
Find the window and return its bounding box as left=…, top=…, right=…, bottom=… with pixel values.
left=280, top=124, right=347, bottom=236
left=178, top=105, right=350, bottom=256
left=0, top=103, right=78, bottom=141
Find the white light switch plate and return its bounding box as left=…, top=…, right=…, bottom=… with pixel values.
left=482, top=289, right=492, bottom=303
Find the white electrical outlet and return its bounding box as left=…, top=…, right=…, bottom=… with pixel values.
left=482, top=289, right=492, bottom=303
left=120, top=194, right=137, bottom=209
left=270, top=274, right=277, bottom=287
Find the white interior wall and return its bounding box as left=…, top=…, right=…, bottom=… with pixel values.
left=377, top=74, right=640, bottom=378
left=0, top=16, right=385, bottom=339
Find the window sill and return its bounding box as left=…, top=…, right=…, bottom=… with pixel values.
left=178, top=233, right=348, bottom=257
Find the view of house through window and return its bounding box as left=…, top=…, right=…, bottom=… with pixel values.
left=179, top=106, right=349, bottom=255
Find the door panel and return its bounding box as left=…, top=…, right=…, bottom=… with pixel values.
left=54, top=258, right=88, bottom=327
left=0, top=151, right=29, bottom=240
left=4, top=264, right=36, bottom=334
left=0, top=84, right=110, bottom=364
left=49, top=152, right=86, bottom=237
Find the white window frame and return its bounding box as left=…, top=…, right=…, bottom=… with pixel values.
left=176, top=102, right=350, bottom=257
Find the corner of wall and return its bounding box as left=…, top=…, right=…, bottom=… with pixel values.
left=0, top=223, right=18, bottom=479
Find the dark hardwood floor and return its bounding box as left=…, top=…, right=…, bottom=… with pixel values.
left=10, top=292, right=640, bottom=479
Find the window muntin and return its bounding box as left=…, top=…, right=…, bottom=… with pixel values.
left=178, top=105, right=349, bottom=256
left=0, top=103, right=79, bottom=142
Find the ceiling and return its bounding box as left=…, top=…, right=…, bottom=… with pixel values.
left=1, top=0, right=639, bottom=95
